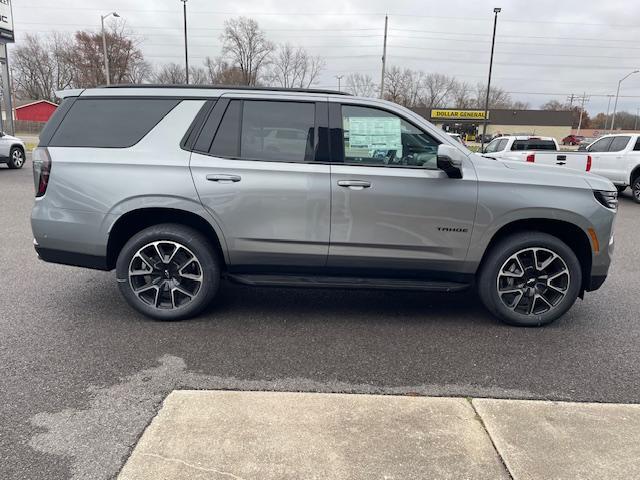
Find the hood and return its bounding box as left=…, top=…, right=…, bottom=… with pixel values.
left=1, top=133, right=23, bottom=143
left=472, top=155, right=616, bottom=192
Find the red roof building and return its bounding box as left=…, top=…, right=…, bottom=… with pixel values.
left=15, top=100, right=58, bottom=122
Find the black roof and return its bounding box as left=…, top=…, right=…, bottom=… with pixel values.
left=104, top=84, right=351, bottom=96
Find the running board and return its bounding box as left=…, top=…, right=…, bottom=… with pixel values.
left=226, top=274, right=470, bottom=292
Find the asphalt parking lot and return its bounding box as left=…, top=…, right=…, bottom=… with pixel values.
left=1, top=156, right=639, bottom=479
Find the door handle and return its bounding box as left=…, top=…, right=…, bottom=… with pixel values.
left=337, top=180, right=371, bottom=190
left=206, top=174, right=241, bottom=183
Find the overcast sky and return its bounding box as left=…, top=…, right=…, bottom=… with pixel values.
left=10, top=0, right=640, bottom=114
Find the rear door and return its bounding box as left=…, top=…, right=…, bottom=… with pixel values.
left=588, top=136, right=627, bottom=182
left=189, top=96, right=331, bottom=267
left=327, top=102, right=477, bottom=274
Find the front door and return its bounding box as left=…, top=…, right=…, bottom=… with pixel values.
left=328, top=103, right=478, bottom=275
left=190, top=97, right=331, bottom=267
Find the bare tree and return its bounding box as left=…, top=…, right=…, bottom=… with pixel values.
left=383, top=66, right=422, bottom=107
left=421, top=73, right=456, bottom=108
left=345, top=73, right=377, bottom=97
left=221, top=17, right=274, bottom=86
left=153, top=63, right=186, bottom=84
left=203, top=56, right=245, bottom=85
left=188, top=65, right=209, bottom=85
left=126, top=58, right=152, bottom=84
left=11, top=33, right=73, bottom=102
left=450, top=81, right=474, bottom=109
left=64, top=21, right=145, bottom=87
left=473, top=84, right=513, bottom=109
left=266, top=44, right=324, bottom=88
left=540, top=99, right=569, bottom=110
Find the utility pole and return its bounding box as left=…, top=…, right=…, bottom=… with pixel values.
left=181, top=0, right=189, bottom=84
left=566, top=93, right=575, bottom=108
left=576, top=92, right=589, bottom=136
left=379, top=15, right=388, bottom=99
left=100, top=11, right=120, bottom=86
left=481, top=7, right=501, bottom=151
left=335, top=75, right=343, bottom=92
left=635, top=106, right=640, bottom=131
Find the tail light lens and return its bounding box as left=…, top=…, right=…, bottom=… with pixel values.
left=586, top=155, right=592, bottom=172
left=32, top=147, right=52, bottom=198
left=526, top=154, right=535, bottom=163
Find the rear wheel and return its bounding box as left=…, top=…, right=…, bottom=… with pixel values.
left=7, top=147, right=25, bottom=169
left=478, top=232, right=582, bottom=327
left=632, top=176, right=640, bottom=204
left=116, top=224, right=220, bottom=321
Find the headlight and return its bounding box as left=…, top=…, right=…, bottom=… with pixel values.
left=594, top=190, right=618, bottom=210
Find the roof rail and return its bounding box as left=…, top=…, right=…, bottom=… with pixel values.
left=102, top=84, right=352, bottom=96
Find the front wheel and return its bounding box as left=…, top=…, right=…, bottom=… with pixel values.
left=478, top=232, right=582, bottom=327
left=7, top=147, right=25, bottom=169
left=116, top=224, right=220, bottom=321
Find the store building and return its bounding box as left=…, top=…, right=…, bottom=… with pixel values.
left=411, top=108, right=573, bottom=141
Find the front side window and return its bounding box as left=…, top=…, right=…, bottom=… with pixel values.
left=588, top=137, right=613, bottom=152
left=341, top=105, right=439, bottom=168
left=608, top=136, right=631, bottom=152
left=484, top=139, right=501, bottom=153
left=241, top=101, right=315, bottom=162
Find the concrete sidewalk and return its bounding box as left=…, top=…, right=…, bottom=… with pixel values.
left=118, top=391, right=640, bottom=480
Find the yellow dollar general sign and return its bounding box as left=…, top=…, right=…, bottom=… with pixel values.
left=431, top=109, right=488, bottom=120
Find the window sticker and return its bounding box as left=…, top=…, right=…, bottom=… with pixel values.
left=344, top=116, right=403, bottom=158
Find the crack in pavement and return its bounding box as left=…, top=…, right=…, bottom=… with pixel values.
left=28, top=354, right=536, bottom=480
left=134, top=453, right=246, bottom=480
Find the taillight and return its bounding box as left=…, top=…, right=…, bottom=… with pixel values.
left=32, top=147, right=52, bottom=198
left=586, top=155, right=592, bottom=172
left=526, top=154, right=535, bottom=163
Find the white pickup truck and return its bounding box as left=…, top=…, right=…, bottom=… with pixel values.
left=482, top=135, right=592, bottom=172
left=581, top=134, right=640, bottom=201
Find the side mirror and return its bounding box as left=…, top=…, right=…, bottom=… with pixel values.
left=437, top=144, right=465, bottom=179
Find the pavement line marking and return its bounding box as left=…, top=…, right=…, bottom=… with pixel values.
left=468, top=398, right=515, bottom=480
left=139, top=452, right=246, bottom=480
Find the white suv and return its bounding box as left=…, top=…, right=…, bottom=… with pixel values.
left=585, top=134, right=640, bottom=202
left=0, top=132, right=26, bottom=169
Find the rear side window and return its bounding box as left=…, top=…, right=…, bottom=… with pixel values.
left=634, top=138, right=640, bottom=151
left=241, top=101, right=315, bottom=162
left=49, top=98, right=180, bottom=148
left=588, top=137, right=613, bottom=152
left=608, top=136, right=631, bottom=152
left=511, top=139, right=556, bottom=151
left=210, top=101, right=241, bottom=157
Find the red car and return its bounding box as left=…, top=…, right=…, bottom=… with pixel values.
left=562, top=135, right=584, bottom=146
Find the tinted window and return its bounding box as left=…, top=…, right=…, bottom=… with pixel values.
left=588, top=137, right=613, bottom=152
left=210, top=101, right=241, bottom=157
left=511, top=139, right=556, bottom=151
left=634, top=138, right=640, bottom=151
left=50, top=98, right=179, bottom=148
left=342, top=105, right=439, bottom=168
left=241, top=101, right=315, bottom=162
left=608, top=136, right=631, bottom=152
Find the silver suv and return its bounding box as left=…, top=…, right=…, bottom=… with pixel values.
left=31, top=86, right=617, bottom=326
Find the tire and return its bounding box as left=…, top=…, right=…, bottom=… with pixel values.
left=478, top=232, right=582, bottom=327
left=115, top=223, right=220, bottom=321
left=632, top=176, right=640, bottom=204
left=7, top=147, right=25, bottom=169
left=616, top=185, right=627, bottom=194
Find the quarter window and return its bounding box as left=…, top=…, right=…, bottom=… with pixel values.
left=608, top=136, right=631, bottom=152
left=587, top=137, right=613, bottom=152
left=50, top=98, right=180, bottom=148
left=341, top=105, right=440, bottom=168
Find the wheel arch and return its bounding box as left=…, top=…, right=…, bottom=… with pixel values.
left=479, top=218, right=593, bottom=292
left=106, top=207, right=227, bottom=270
left=629, top=164, right=640, bottom=186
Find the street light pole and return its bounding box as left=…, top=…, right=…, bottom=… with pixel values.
left=181, top=0, right=189, bottom=85
left=336, top=75, right=343, bottom=92
left=481, top=7, right=501, bottom=152
left=611, top=69, right=639, bottom=132
left=101, top=12, right=120, bottom=86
